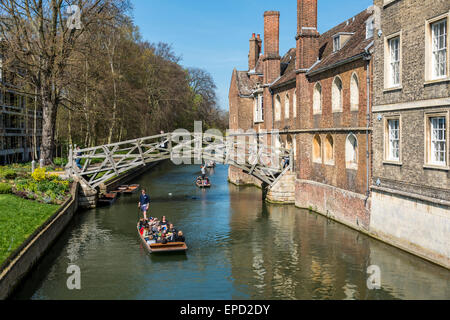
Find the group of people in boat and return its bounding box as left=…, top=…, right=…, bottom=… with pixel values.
left=138, top=189, right=185, bottom=245
left=139, top=216, right=185, bottom=246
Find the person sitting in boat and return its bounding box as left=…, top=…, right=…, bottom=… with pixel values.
left=175, top=231, right=185, bottom=243
left=160, top=216, right=169, bottom=227
left=147, top=235, right=156, bottom=245
left=167, top=224, right=177, bottom=242
left=143, top=226, right=151, bottom=242
left=138, top=189, right=151, bottom=221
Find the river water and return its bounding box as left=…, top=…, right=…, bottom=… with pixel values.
left=12, top=162, right=450, bottom=300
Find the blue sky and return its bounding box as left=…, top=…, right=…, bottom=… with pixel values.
left=130, top=0, right=373, bottom=112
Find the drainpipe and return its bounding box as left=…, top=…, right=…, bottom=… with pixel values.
left=364, top=52, right=372, bottom=199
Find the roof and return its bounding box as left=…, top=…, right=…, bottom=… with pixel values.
left=271, top=48, right=297, bottom=88
left=235, top=70, right=256, bottom=97
left=307, top=9, right=373, bottom=75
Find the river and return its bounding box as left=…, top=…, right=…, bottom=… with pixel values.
left=12, top=161, right=450, bottom=300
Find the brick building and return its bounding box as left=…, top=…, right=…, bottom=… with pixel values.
left=294, top=2, right=375, bottom=232
left=371, top=0, right=450, bottom=268
left=229, top=0, right=375, bottom=229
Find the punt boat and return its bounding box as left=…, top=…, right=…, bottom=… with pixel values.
left=137, top=224, right=188, bottom=254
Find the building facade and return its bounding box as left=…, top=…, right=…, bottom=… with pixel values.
left=229, top=0, right=450, bottom=268
left=371, top=0, right=450, bottom=267
left=295, top=2, right=375, bottom=232
left=0, top=53, right=42, bottom=165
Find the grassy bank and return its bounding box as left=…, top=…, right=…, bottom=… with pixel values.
left=0, top=194, right=59, bottom=266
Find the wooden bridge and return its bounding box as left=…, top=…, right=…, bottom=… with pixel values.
left=67, top=131, right=293, bottom=190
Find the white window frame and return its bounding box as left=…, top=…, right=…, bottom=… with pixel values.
left=425, top=13, right=450, bottom=83
left=432, top=19, right=447, bottom=79
left=425, top=112, right=448, bottom=168
left=333, top=36, right=340, bottom=52
left=384, top=31, right=402, bottom=90
left=254, top=94, right=264, bottom=123
left=384, top=117, right=401, bottom=163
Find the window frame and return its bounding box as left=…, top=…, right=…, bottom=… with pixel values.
left=345, top=133, right=358, bottom=170
left=384, top=31, right=402, bottom=90
left=285, top=93, right=290, bottom=120
left=324, top=134, right=335, bottom=166
left=332, top=76, right=343, bottom=113
left=425, top=13, right=450, bottom=83
left=312, top=134, right=322, bottom=164
left=350, top=73, right=360, bottom=111
left=383, top=115, right=402, bottom=164
left=275, top=94, right=281, bottom=122
left=366, top=17, right=375, bottom=39
left=313, top=82, right=322, bottom=115
left=424, top=111, right=449, bottom=169
left=333, top=35, right=340, bottom=52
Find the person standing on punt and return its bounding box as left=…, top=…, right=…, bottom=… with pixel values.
left=138, top=189, right=151, bottom=221
left=201, top=165, right=206, bottom=180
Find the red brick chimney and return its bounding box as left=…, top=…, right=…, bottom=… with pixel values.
left=296, top=0, right=320, bottom=70
left=263, top=11, right=281, bottom=84
left=248, top=33, right=261, bottom=71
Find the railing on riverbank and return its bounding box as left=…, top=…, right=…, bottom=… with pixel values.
left=67, top=132, right=293, bottom=190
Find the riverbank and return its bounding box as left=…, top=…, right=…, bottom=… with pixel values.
left=0, top=195, right=59, bottom=267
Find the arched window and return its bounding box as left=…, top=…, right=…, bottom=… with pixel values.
left=332, top=76, right=343, bottom=112
left=275, top=95, right=281, bottom=121
left=346, top=134, right=358, bottom=169
left=312, top=134, right=322, bottom=163
left=293, top=90, right=297, bottom=118
left=253, top=97, right=258, bottom=123
left=324, top=134, right=334, bottom=164
left=350, top=73, right=359, bottom=111
left=285, top=93, right=290, bottom=119
left=313, top=83, right=322, bottom=114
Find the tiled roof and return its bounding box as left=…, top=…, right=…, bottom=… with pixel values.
left=235, top=70, right=256, bottom=97
left=271, top=48, right=297, bottom=88
left=308, top=9, right=373, bottom=75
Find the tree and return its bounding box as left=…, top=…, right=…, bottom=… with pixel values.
left=0, top=0, right=129, bottom=164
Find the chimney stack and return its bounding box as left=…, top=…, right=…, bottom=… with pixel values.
left=263, top=11, right=281, bottom=84
left=248, top=33, right=261, bottom=71
left=296, top=0, right=320, bottom=69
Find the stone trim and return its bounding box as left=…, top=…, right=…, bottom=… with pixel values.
left=373, top=97, right=450, bottom=113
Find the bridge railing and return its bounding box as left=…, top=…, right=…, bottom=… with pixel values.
left=67, top=132, right=293, bottom=189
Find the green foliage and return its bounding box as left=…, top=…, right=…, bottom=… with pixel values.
left=0, top=183, right=12, bottom=194
left=0, top=168, right=17, bottom=180
left=0, top=195, right=59, bottom=266
left=53, top=157, right=68, bottom=167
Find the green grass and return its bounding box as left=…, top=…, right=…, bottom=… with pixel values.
left=0, top=195, right=59, bottom=267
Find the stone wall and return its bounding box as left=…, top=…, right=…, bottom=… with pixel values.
left=295, top=178, right=371, bottom=231
left=266, top=172, right=296, bottom=204
left=370, top=188, right=450, bottom=269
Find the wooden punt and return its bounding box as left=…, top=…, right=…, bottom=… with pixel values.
left=137, top=224, right=188, bottom=253
left=97, top=193, right=118, bottom=206
left=124, top=184, right=140, bottom=194
left=196, top=177, right=211, bottom=188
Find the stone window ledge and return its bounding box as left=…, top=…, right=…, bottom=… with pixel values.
left=423, top=164, right=449, bottom=172
left=383, top=160, right=402, bottom=166
left=383, top=86, right=402, bottom=93
left=424, top=78, right=450, bottom=86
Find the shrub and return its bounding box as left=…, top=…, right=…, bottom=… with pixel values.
left=32, top=168, right=46, bottom=182
left=0, top=169, right=17, bottom=180
left=0, top=183, right=12, bottom=194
